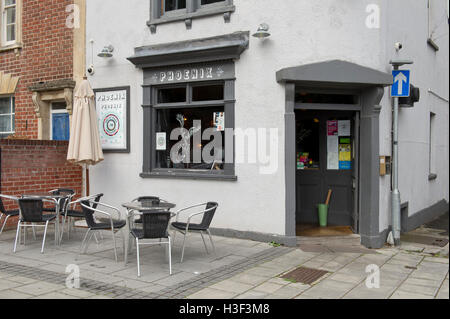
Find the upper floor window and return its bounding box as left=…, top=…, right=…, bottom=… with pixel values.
left=164, top=0, right=186, bottom=13
left=1, top=0, right=20, bottom=48
left=0, top=96, right=15, bottom=138
left=148, top=0, right=234, bottom=33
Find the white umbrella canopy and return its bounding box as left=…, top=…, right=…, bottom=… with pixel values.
left=67, top=79, right=104, bottom=165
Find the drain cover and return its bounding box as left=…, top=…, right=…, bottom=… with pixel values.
left=281, top=267, right=328, bottom=285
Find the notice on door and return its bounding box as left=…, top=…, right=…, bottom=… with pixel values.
left=327, top=121, right=339, bottom=170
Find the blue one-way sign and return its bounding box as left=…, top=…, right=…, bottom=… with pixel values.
left=391, top=70, right=410, bottom=97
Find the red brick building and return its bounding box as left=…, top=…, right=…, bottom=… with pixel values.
left=0, top=0, right=86, bottom=229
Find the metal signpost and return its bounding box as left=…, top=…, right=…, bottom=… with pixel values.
left=389, top=59, right=413, bottom=246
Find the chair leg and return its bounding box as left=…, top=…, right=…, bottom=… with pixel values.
left=180, top=231, right=188, bottom=263
left=207, top=230, right=216, bottom=254
left=41, top=221, right=49, bottom=254
left=168, top=236, right=172, bottom=275
left=77, top=229, right=91, bottom=259
left=31, top=223, right=37, bottom=241
left=0, top=215, right=10, bottom=235
left=136, top=238, right=140, bottom=277
left=200, top=231, right=209, bottom=254
left=83, top=230, right=95, bottom=254
left=13, top=221, right=21, bottom=253
left=112, top=229, right=118, bottom=263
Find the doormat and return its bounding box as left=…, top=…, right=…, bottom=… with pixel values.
left=280, top=266, right=328, bottom=285
left=401, top=234, right=449, bottom=247
left=296, top=224, right=354, bottom=237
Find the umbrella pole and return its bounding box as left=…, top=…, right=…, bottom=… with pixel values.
left=81, top=163, right=88, bottom=197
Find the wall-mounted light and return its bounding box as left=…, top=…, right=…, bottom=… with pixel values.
left=98, top=45, right=114, bottom=58
left=252, top=23, right=271, bottom=39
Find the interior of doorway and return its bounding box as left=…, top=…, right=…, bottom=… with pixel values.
left=295, top=109, right=359, bottom=237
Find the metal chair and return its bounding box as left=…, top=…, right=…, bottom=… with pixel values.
left=0, top=194, right=20, bottom=236
left=14, top=198, right=57, bottom=254
left=60, top=193, right=104, bottom=242
left=43, top=189, right=75, bottom=212
left=171, top=202, right=218, bottom=263
left=131, top=196, right=169, bottom=226
left=79, top=197, right=126, bottom=262
left=131, top=210, right=172, bottom=277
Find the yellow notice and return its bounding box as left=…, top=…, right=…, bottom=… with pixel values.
left=339, top=144, right=351, bottom=161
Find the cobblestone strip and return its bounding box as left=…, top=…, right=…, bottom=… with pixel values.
left=0, top=246, right=293, bottom=299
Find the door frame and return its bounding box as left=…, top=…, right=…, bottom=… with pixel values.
left=294, top=89, right=361, bottom=229
left=283, top=83, right=385, bottom=248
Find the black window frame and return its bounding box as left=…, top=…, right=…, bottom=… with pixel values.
left=141, top=79, right=237, bottom=181
left=148, top=0, right=234, bottom=33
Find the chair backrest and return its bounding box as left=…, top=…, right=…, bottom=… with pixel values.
left=80, top=194, right=105, bottom=228
left=199, top=202, right=218, bottom=229
left=50, top=189, right=75, bottom=213
left=0, top=197, right=6, bottom=215
left=135, top=196, right=160, bottom=207
left=18, top=199, right=44, bottom=223
left=50, top=189, right=75, bottom=196
left=142, top=211, right=171, bottom=239
left=0, top=195, right=19, bottom=215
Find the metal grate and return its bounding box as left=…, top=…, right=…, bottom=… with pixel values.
left=281, top=266, right=328, bottom=285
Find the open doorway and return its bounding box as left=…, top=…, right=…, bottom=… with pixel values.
left=295, top=109, right=359, bottom=237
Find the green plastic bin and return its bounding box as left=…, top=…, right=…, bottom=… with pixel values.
left=317, top=204, right=328, bottom=227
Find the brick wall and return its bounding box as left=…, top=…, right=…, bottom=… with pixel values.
left=0, top=0, right=74, bottom=139
left=0, top=139, right=82, bottom=229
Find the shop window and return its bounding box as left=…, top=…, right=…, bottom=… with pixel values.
left=192, top=84, right=224, bottom=101
left=155, top=105, right=225, bottom=170
left=149, top=0, right=234, bottom=33
left=157, top=87, right=187, bottom=103
left=145, top=81, right=235, bottom=180
left=0, top=96, right=15, bottom=138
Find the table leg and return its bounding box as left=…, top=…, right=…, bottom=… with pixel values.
left=54, top=202, right=60, bottom=246
left=124, top=210, right=131, bottom=265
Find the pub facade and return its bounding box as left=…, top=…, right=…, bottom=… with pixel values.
left=86, top=0, right=449, bottom=248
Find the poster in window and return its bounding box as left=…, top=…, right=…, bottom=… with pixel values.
left=213, top=112, right=225, bottom=131
left=156, top=132, right=166, bottom=151
left=94, top=87, right=130, bottom=153
left=338, top=120, right=351, bottom=136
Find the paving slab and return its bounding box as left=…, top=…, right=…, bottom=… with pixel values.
left=209, top=279, right=254, bottom=294
left=187, top=287, right=238, bottom=299
left=390, top=290, right=434, bottom=299
left=12, top=281, right=63, bottom=296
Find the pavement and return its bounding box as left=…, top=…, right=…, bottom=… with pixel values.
left=0, top=220, right=448, bottom=299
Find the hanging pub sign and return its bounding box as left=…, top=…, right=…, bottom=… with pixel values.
left=94, top=86, right=130, bottom=153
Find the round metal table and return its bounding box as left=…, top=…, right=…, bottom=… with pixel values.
left=122, top=201, right=176, bottom=265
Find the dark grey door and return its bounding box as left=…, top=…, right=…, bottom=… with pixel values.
left=295, top=110, right=355, bottom=226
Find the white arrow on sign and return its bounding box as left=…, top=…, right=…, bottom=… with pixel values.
left=394, top=72, right=407, bottom=95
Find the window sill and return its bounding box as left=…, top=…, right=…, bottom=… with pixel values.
left=140, top=171, right=237, bottom=181
left=428, top=173, right=438, bottom=181
left=0, top=42, right=23, bottom=53
left=147, top=5, right=235, bottom=32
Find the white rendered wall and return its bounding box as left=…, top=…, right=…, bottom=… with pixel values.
left=377, top=0, right=449, bottom=232
left=86, top=0, right=448, bottom=237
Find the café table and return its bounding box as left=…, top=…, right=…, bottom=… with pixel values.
left=122, top=201, right=176, bottom=265
left=21, top=192, right=68, bottom=246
